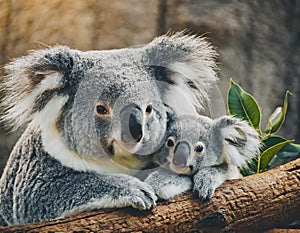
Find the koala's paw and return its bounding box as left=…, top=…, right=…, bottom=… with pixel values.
left=117, top=177, right=158, bottom=210
left=157, top=176, right=192, bottom=200
left=193, top=171, right=223, bottom=202
left=145, top=170, right=192, bottom=200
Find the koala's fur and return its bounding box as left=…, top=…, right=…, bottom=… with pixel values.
left=0, top=32, right=218, bottom=225
left=145, top=115, right=260, bottom=201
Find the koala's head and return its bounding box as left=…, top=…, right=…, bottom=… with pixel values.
left=1, top=32, right=218, bottom=173
left=155, top=115, right=260, bottom=175
left=69, top=59, right=167, bottom=165
left=1, top=47, right=166, bottom=171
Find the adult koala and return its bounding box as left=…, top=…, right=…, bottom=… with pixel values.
left=0, top=32, right=218, bottom=225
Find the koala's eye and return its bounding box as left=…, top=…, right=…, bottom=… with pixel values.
left=166, top=137, right=175, bottom=148
left=195, top=145, right=204, bottom=153
left=194, top=143, right=205, bottom=155
left=145, top=104, right=153, bottom=114
left=95, top=104, right=109, bottom=116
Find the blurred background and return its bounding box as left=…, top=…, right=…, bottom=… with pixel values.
left=0, top=0, right=300, bottom=175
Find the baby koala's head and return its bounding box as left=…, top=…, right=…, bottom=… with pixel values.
left=154, top=115, right=260, bottom=175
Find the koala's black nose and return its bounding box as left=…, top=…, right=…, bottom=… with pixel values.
left=121, top=105, right=143, bottom=143
left=128, top=111, right=143, bottom=142
left=173, top=141, right=190, bottom=167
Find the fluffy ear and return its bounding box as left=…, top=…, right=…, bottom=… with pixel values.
left=143, top=31, right=218, bottom=116
left=214, top=116, right=261, bottom=168
left=0, top=46, right=75, bottom=130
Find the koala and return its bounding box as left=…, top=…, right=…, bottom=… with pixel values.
left=145, top=115, right=260, bottom=201
left=0, top=32, right=218, bottom=225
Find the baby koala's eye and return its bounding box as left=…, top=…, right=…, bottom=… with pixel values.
left=95, top=103, right=110, bottom=116
left=166, top=137, right=175, bottom=148
left=194, top=142, right=205, bottom=155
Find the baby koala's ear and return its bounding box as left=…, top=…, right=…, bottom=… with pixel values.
left=214, top=116, right=261, bottom=168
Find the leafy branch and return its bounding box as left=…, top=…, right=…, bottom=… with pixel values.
left=227, top=80, right=300, bottom=175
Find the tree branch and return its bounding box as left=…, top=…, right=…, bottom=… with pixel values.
left=1, top=158, right=300, bottom=233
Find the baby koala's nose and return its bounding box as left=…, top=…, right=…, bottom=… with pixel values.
left=173, top=141, right=190, bottom=167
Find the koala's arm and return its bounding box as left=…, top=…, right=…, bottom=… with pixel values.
left=144, top=167, right=192, bottom=200
left=192, top=116, right=261, bottom=201
left=0, top=130, right=156, bottom=226
left=193, top=164, right=240, bottom=201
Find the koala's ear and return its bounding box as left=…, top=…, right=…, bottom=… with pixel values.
left=143, top=31, right=218, bottom=115
left=214, top=116, right=261, bottom=167
left=1, top=46, right=75, bottom=129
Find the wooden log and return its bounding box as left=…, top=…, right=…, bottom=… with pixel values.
left=1, top=158, right=299, bottom=233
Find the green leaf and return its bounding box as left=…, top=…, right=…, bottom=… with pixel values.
left=264, top=91, right=291, bottom=135
left=258, top=139, right=293, bottom=173
left=268, top=143, right=300, bottom=169
left=239, top=159, right=259, bottom=177
left=260, top=135, right=287, bottom=151
left=279, top=142, right=300, bottom=153
left=228, top=79, right=261, bottom=130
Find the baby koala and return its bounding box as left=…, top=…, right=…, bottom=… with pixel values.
left=145, top=114, right=260, bottom=201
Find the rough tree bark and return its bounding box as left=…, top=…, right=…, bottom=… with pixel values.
left=1, top=158, right=300, bottom=233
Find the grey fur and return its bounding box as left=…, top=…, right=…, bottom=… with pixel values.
left=147, top=115, right=260, bottom=201
left=0, top=126, right=157, bottom=225
left=0, top=32, right=218, bottom=225
left=144, top=168, right=192, bottom=201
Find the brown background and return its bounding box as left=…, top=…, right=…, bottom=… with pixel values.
left=1, top=0, right=300, bottom=175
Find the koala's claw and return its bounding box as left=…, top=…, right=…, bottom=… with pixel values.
left=118, top=179, right=158, bottom=210
left=193, top=173, right=217, bottom=202
left=193, top=185, right=215, bottom=202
